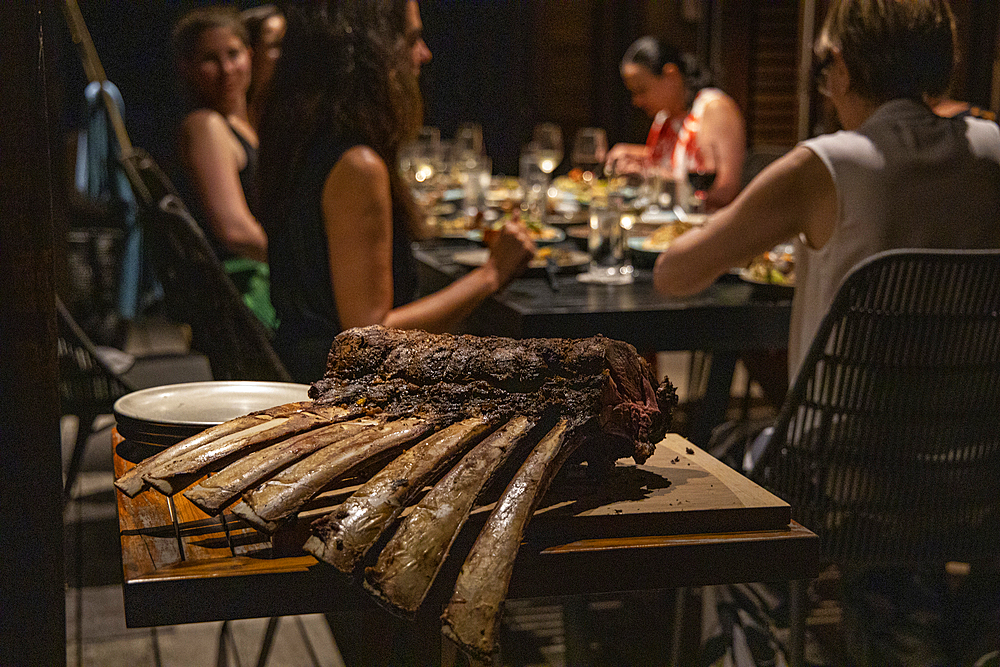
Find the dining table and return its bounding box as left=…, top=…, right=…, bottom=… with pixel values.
left=114, top=427, right=818, bottom=665
left=413, top=236, right=793, bottom=449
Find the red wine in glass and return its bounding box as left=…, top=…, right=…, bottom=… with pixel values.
left=688, top=169, right=717, bottom=194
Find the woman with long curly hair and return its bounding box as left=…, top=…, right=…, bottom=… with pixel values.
left=259, top=0, right=534, bottom=383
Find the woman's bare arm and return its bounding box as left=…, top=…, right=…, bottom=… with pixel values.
left=654, top=146, right=836, bottom=296
left=700, top=95, right=747, bottom=211
left=179, top=110, right=268, bottom=262
left=322, top=146, right=535, bottom=333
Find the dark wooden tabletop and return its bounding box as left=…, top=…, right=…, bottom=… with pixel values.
left=414, top=240, right=793, bottom=353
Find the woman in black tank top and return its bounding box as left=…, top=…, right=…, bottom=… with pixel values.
left=173, top=6, right=276, bottom=331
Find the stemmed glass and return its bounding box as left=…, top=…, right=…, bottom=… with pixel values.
left=684, top=140, right=718, bottom=215
left=412, top=126, right=441, bottom=185
left=571, top=127, right=608, bottom=184
left=532, top=123, right=563, bottom=177
left=454, top=122, right=483, bottom=166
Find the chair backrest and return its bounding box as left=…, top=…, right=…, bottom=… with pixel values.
left=753, top=248, right=1000, bottom=566
left=57, top=295, right=136, bottom=413
left=120, top=149, right=292, bottom=383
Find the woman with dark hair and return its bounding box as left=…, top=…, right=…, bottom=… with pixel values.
left=240, top=4, right=286, bottom=130
left=258, top=0, right=534, bottom=384
left=609, top=36, right=746, bottom=211
left=173, top=6, right=276, bottom=330
left=654, top=0, right=1000, bottom=382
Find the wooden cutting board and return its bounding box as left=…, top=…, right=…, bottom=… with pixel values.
left=522, top=433, right=790, bottom=540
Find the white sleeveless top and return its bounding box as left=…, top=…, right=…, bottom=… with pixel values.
left=790, top=99, right=1000, bottom=379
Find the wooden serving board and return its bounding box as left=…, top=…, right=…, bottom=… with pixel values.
left=524, top=433, right=789, bottom=540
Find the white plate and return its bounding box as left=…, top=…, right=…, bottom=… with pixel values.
left=114, top=381, right=311, bottom=428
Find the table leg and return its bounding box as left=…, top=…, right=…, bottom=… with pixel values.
left=789, top=579, right=808, bottom=667
left=688, top=352, right=738, bottom=449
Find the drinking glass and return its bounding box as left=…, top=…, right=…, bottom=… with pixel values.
left=454, top=122, right=484, bottom=167
left=576, top=203, right=634, bottom=285
left=684, top=140, right=718, bottom=214
left=412, top=126, right=441, bottom=186
left=519, top=143, right=548, bottom=224
left=575, top=155, right=643, bottom=285
left=571, top=127, right=608, bottom=183
left=532, top=123, right=563, bottom=176
left=461, top=155, right=492, bottom=219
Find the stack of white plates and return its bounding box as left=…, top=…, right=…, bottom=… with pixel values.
left=113, top=381, right=311, bottom=447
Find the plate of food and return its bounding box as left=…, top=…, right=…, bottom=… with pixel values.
left=466, top=218, right=566, bottom=245
left=634, top=221, right=696, bottom=252
left=452, top=246, right=590, bottom=274
left=739, top=244, right=795, bottom=298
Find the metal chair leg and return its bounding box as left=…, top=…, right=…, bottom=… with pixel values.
left=789, top=579, right=808, bottom=667
left=671, top=587, right=688, bottom=667
left=254, top=617, right=281, bottom=667
left=64, top=412, right=96, bottom=500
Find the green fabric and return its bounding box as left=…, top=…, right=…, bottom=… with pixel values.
left=223, top=257, right=278, bottom=333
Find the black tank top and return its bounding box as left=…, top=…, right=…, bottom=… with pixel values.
left=179, top=120, right=260, bottom=263
left=269, top=133, right=419, bottom=383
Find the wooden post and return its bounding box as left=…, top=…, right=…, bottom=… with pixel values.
left=0, top=2, right=67, bottom=665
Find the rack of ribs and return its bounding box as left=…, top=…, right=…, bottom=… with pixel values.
left=114, top=325, right=677, bottom=662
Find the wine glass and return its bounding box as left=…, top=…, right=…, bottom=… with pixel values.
left=454, top=122, right=483, bottom=165
left=532, top=123, right=563, bottom=176
left=412, top=126, right=441, bottom=185
left=571, top=127, right=608, bottom=183
left=684, top=140, right=718, bottom=215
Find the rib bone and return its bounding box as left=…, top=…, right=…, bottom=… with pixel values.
left=305, top=416, right=493, bottom=573
left=114, top=401, right=314, bottom=497
left=364, top=415, right=536, bottom=615
left=183, top=417, right=381, bottom=515
left=233, top=417, right=433, bottom=533
left=142, top=405, right=351, bottom=496
left=440, top=418, right=579, bottom=661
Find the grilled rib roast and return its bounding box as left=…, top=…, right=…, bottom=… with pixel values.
left=115, top=325, right=677, bottom=662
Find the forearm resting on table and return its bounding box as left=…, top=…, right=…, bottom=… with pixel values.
left=654, top=146, right=831, bottom=297
left=382, top=264, right=502, bottom=334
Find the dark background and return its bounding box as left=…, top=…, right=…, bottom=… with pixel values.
left=57, top=1, right=674, bottom=178
left=57, top=1, right=1000, bottom=186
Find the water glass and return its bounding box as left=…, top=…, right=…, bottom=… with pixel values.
left=461, top=155, right=492, bottom=218
left=576, top=204, right=634, bottom=285
left=519, top=144, right=549, bottom=224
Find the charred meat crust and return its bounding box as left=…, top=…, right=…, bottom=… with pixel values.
left=310, top=326, right=676, bottom=464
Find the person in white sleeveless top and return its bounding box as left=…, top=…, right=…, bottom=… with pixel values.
left=653, top=0, right=1000, bottom=381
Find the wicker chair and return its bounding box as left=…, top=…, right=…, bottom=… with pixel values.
left=57, top=296, right=137, bottom=499
left=748, top=248, right=1000, bottom=665
left=120, top=149, right=292, bottom=383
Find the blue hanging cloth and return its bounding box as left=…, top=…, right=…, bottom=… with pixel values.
left=75, top=80, right=150, bottom=321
